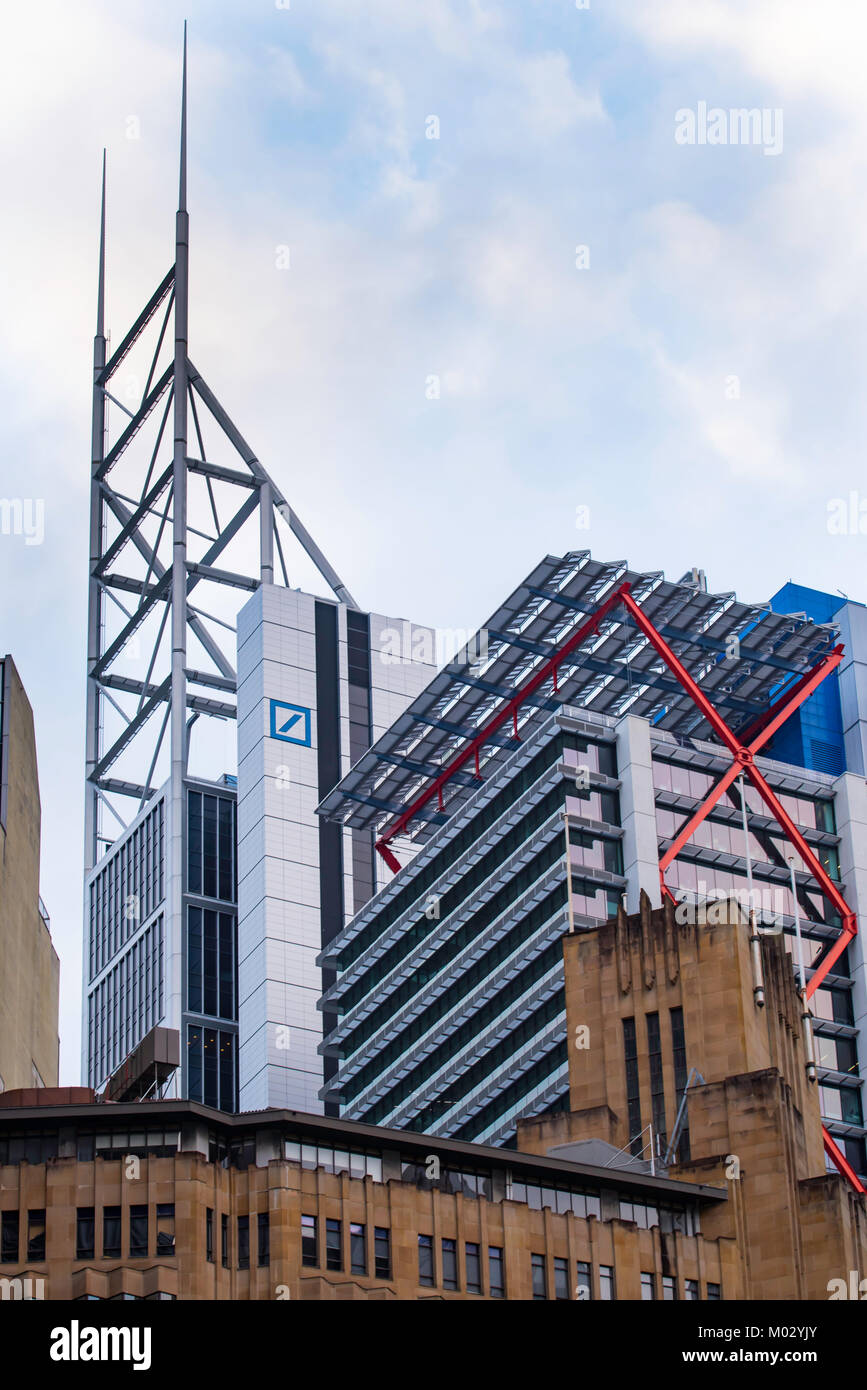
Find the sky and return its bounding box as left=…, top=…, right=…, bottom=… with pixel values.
left=2, top=0, right=867, bottom=1082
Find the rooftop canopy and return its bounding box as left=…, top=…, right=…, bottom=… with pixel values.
left=316, top=551, right=839, bottom=849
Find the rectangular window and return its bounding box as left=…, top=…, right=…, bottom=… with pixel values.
left=646, top=1012, right=667, bottom=1153
left=641, top=1272, right=656, bottom=1301
left=301, top=1214, right=317, bottom=1267
left=684, top=1279, right=699, bottom=1301
left=531, top=1253, right=547, bottom=1300
left=326, top=1218, right=341, bottom=1272
left=103, top=1206, right=121, bottom=1260
left=623, top=1018, right=642, bottom=1156
left=554, top=1256, right=570, bottom=1301
left=662, top=1275, right=676, bottom=1301
left=258, top=1212, right=270, bottom=1267
left=418, top=1233, right=434, bottom=1287
left=374, top=1227, right=390, bottom=1280
left=350, top=1222, right=366, bottom=1276
left=27, top=1209, right=45, bottom=1262
left=237, top=1215, right=250, bottom=1270
left=576, top=1261, right=592, bottom=1300
left=442, top=1237, right=458, bottom=1291
left=206, top=1208, right=214, bottom=1263
left=599, top=1265, right=615, bottom=1301
left=706, top=1282, right=721, bottom=1300
left=130, top=1205, right=148, bottom=1259
left=465, top=1241, right=481, bottom=1294
left=1, top=1210, right=20, bottom=1264
left=488, top=1245, right=505, bottom=1298
left=670, top=1006, right=690, bottom=1162
left=221, top=1213, right=228, bottom=1269
left=156, top=1204, right=175, bottom=1257
left=75, top=1207, right=94, bottom=1262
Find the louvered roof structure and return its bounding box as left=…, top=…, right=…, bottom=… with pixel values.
left=317, top=552, right=839, bottom=848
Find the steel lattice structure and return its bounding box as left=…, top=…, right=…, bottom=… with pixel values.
left=84, top=31, right=357, bottom=878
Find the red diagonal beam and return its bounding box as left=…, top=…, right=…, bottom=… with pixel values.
left=823, top=1128, right=866, bottom=1195
left=620, top=588, right=860, bottom=1192
left=375, top=580, right=630, bottom=867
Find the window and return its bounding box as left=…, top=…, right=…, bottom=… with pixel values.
left=576, top=1261, right=592, bottom=1300
left=103, top=1206, right=121, bottom=1260
left=418, top=1233, right=434, bottom=1287
left=670, top=1007, right=690, bottom=1161
left=623, top=1018, right=642, bottom=1155
left=206, top=1209, right=214, bottom=1263
left=258, top=1212, right=270, bottom=1267
left=488, top=1245, right=505, bottom=1298
left=326, top=1218, right=342, bottom=1272
left=684, top=1279, right=699, bottom=1301
left=350, top=1223, right=366, bottom=1276
left=237, top=1215, right=250, bottom=1270
left=442, top=1237, right=458, bottom=1291
left=221, top=1213, right=228, bottom=1269
left=662, top=1275, right=676, bottom=1301
left=374, top=1227, right=390, bottom=1280
left=76, top=1208, right=94, bottom=1262
left=1, top=1210, right=20, bottom=1263
left=465, top=1242, right=481, bottom=1294
left=301, top=1214, right=317, bottom=1267
left=599, top=1265, right=615, bottom=1301
left=27, top=1209, right=45, bottom=1262
left=531, top=1253, right=547, bottom=1300
left=400, top=1159, right=492, bottom=1200
left=285, top=1139, right=382, bottom=1183
left=508, top=1179, right=601, bottom=1219
left=554, top=1257, right=570, bottom=1301
left=707, top=1282, right=721, bottom=1300
left=130, top=1206, right=148, bottom=1260
left=156, top=1204, right=175, bottom=1257
left=647, top=1012, right=667, bottom=1153
left=641, top=1272, right=656, bottom=1301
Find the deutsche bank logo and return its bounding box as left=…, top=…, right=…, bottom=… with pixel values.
left=269, top=699, right=312, bottom=747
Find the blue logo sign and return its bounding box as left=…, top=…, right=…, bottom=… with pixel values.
left=269, top=699, right=312, bottom=747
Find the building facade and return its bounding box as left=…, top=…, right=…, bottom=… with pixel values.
left=0, top=656, right=59, bottom=1094
left=3, top=898, right=864, bottom=1301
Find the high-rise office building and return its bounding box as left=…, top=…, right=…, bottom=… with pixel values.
left=317, top=553, right=867, bottom=1187
left=80, top=43, right=433, bottom=1108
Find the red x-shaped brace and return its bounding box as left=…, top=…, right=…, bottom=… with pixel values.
left=620, top=588, right=863, bottom=1193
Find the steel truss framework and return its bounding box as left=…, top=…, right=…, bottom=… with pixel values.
left=85, top=33, right=356, bottom=875
left=369, top=580, right=863, bottom=1193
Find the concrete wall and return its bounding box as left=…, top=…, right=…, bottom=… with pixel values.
left=0, top=657, right=59, bottom=1092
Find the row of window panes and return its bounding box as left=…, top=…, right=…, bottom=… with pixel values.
left=88, top=801, right=164, bottom=980
left=619, top=1199, right=699, bottom=1236
left=65, top=1205, right=176, bottom=1261
left=532, top=1254, right=615, bottom=1300
left=419, top=1234, right=504, bottom=1295
left=87, top=916, right=163, bottom=1088
left=285, top=1141, right=383, bottom=1182
left=652, top=761, right=834, bottom=833
left=400, top=1161, right=493, bottom=1200
left=1, top=1210, right=45, bottom=1262
left=641, top=1270, right=721, bottom=1301
left=507, top=1179, right=602, bottom=1220
left=205, top=1209, right=269, bottom=1268
left=301, top=1215, right=391, bottom=1278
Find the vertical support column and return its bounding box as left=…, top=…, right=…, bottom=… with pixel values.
left=82, top=155, right=107, bottom=1085
left=259, top=479, right=274, bottom=585
left=836, top=602, right=867, bottom=777
left=615, top=714, right=662, bottom=911
left=169, top=37, right=190, bottom=1090
left=831, top=773, right=867, bottom=1081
